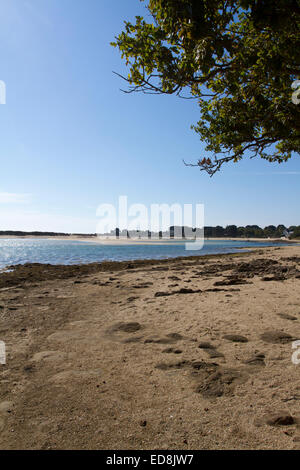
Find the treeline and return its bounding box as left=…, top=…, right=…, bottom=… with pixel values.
left=204, top=225, right=299, bottom=239
left=1, top=226, right=300, bottom=239
left=108, top=225, right=300, bottom=239
left=0, top=231, right=72, bottom=236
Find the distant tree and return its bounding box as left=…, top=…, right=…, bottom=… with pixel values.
left=243, top=225, right=262, bottom=237
left=213, top=225, right=226, bottom=237
left=225, top=225, right=238, bottom=237
left=112, top=0, right=300, bottom=175
left=275, top=224, right=286, bottom=237
left=204, top=226, right=213, bottom=237
left=237, top=226, right=245, bottom=237
left=253, top=226, right=264, bottom=237
left=290, top=226, right=300, bottom=238
left=264, top=225, right=277, bottom=237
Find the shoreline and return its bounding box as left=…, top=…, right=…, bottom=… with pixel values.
left=0, top=247, right=258, bottom=288
left=0, top=234, right=297, bottom=245
left=0, top=237, right=295, bottom=276
left=0, top=239, right=297, bottom=278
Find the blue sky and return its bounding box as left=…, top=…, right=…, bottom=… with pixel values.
left=0, top=0, right=299, bottom=233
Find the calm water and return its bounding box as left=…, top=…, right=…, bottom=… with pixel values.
left=0, top=238, right=289, bottom=269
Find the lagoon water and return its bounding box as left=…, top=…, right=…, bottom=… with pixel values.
left=0, top=238, right=289, bottom=270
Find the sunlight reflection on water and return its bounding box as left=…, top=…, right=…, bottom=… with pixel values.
left=0, top=238, right=289, bottom=269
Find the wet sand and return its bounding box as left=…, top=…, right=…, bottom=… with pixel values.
left=1, top=245, right=300, bottom=449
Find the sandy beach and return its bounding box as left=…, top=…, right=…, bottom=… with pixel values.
left=1, top=245, right=300, bottom=449
left=0, top=234, right=296, bottom=245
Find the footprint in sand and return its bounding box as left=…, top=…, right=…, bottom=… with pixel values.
left=205, top=349, right=225, bottom=359
left=244, top=353, right=265, bottom=366
left=155, top=360, right=190, bottom=370
left=47, top=330, right=86, bottom=343
left=31, top=350, right=67, bottom=363
left=144, top=332, right=183, bottom=345
left=0, top=401, right=14, bottom=433
left=260, top=331, right=294, bottom=344
left=254, top=412, right=296, bottom=427
left=48, top=369, right=101, bottom=385
left=277, top=313, right=297, bottom=321
left=162, top=348, right=183, bottom=354
left=127, top=297, right=139, bottom=303
left=198, top=342, right=224, bottom=359
left=223, top=334, right=248, bottom=343
left=106, top=322, right=142, bottom=334
left=122, top=336, right=144, bottom=343
left=192, top=362, right=248, bottom=398
left=0, top=401, right=14, bottom=414
left=155, top=359, right=248, bottom=398
left=0, top=417, right=5, bottom=432
left=155, top=288, right=202, bottom=297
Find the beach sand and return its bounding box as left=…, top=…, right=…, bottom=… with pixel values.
left=0, top=245, right=300, bottom=449
left=0, top=234, right=295, bottom=244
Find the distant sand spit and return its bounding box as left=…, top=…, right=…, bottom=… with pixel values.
left=0, top=234, right=297, bottom=245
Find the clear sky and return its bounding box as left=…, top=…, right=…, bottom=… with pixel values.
left=0, top=0, right=299, bottom=233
